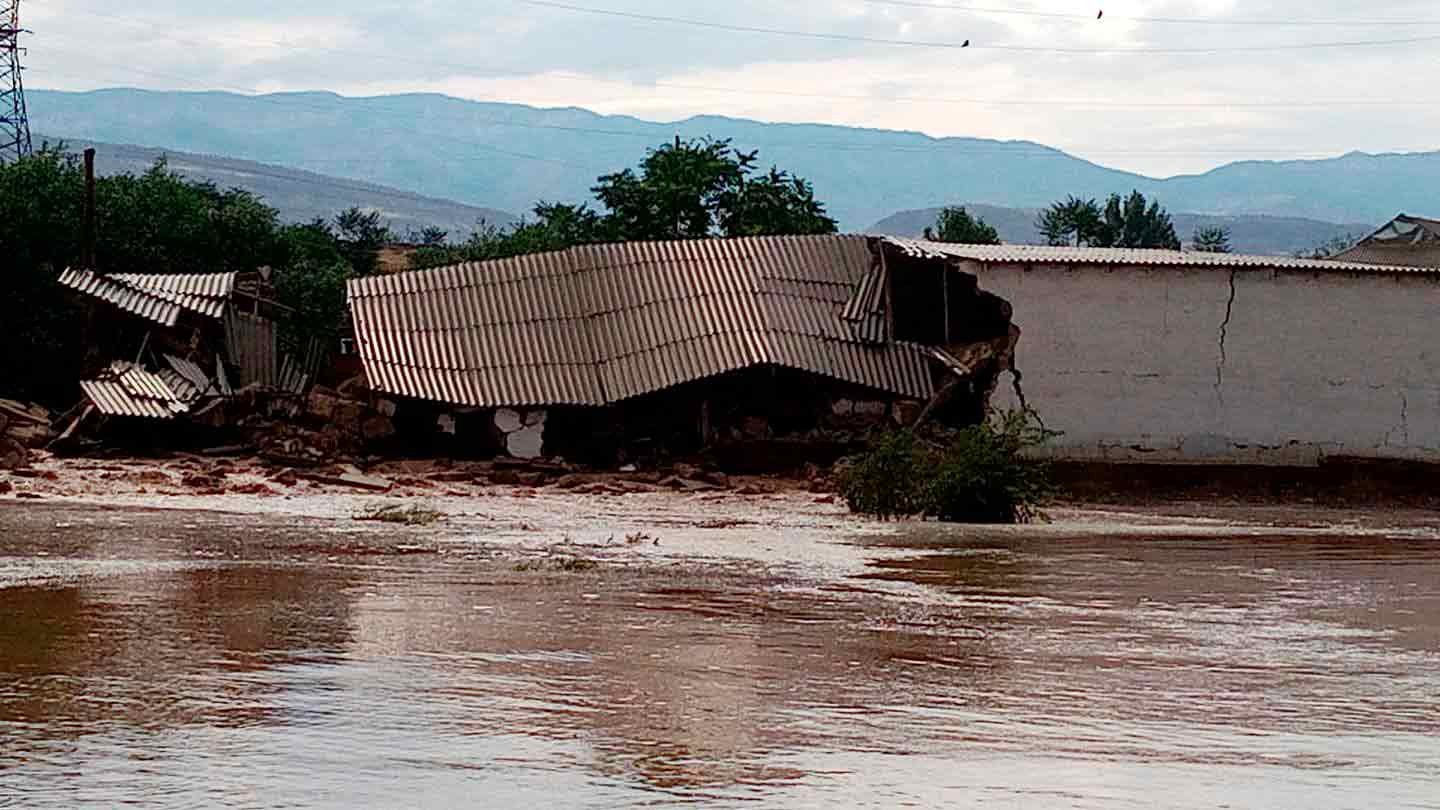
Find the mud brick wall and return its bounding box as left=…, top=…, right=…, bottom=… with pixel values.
left=970, top=262, right=1440, bottom=465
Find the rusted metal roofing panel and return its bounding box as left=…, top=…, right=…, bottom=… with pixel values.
left=881, top=238, right=1440, bottom=273
left=346, top=234, right=938, bottom=408
left=57, top=269, right=237, bottom=326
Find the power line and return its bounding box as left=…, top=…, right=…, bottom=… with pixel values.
left=50, top=12, right=1440, bottom=110
left=854, top=0, right=1440, bottom=27
left=511, top=0, right=1440, bottom=53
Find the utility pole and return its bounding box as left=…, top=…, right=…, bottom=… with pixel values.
left=0, top=0, right=32, bottom=163
left=82, top=147, right=96, bottom=269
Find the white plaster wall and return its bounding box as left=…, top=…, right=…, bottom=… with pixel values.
left=971, top=261, right=1440, bottom=464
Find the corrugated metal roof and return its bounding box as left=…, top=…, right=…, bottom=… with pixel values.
left=881, top=238, right=1440, bottom=273
left=1333, top=214, right=1440, bottom=268
left=57, top=269, right=237, bottom=327
left=80, top=362, right=195, bottom=419
left=348, top=235, right=938, bottom=408
left=164, top=354, right=214, bottom=397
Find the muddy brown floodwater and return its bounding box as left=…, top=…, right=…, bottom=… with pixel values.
left=1, top=497, right=1438, bottom=808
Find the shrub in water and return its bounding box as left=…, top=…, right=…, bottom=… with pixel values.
left=840, top=411, right=1055, bottom=524
left=837, top=429, right=930, bottom=520
left=924, top=411, right=1056, bottom=524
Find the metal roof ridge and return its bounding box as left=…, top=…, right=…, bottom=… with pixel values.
left=878, top=235, right=1440, bottom=272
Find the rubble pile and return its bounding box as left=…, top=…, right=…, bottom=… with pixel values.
left=243, top=383, right=395, bottom=468
left=0, top=400, right=53, bottom=470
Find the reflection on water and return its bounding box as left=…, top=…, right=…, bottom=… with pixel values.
left=1, top=503, right=1438, bottom=808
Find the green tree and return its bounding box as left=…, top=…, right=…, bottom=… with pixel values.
left=716, top=167, right=836, bottom=237
left=1036, top=195, right=1104, bottom=246
left=333, top=207, right=392, bottom=277
left=924, top=206, right=1000, bottom=244
left=1098, top=191, right=1180, bottom=250
left=410, top=203, right=611, bottom=268
left=1300, top=232, right=1360, bottom=259
left=411, top=137, right=836, bottom=269
left=593, top=137, right=835, bottom=240
left=1038, top=191, right=1180, bottom=249
left=90, top=160, right=284, bottom=274
left=594, top=138, right=744, bottom=240
left=1192, top=225, right=1233, bottom=253
left=272, top=258, right=353, bottom=354
left=416, top=226, right=449, bottom=247
left=0, top=147, right=87, bottom=404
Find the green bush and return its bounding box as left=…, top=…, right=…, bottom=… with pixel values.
left=840, top=411, right=1055, bottom=524
left=837, top=430, right=930, bottom=520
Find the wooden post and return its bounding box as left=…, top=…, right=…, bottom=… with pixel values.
left=880, top=246, right=895, bottom=340
left=82, top=148, right=97, bottom=271
left=942, top=265, right=951, bottom=344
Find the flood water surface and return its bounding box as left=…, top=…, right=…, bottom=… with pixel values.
left=1, top=501, right=1438, bottom=808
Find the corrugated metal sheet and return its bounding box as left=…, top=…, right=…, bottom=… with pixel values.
left=225, top=310, right=278, bottom=387
left=348, top=235, right=937, bottom=408
left=840, top=263, right=888, bottom=344
left=1332, top=243, right=1440, bottom=268
left=164, top=354, right=213, bottom=397
left=58, top=268, right=184, bottom=327
left=80, top=362, right=193, bottom=419
left=1333, top=214, right=1440, bottom=268
left=57, top=269, right=237, bottom=327
left=881, top=238, right=1440, bottom=273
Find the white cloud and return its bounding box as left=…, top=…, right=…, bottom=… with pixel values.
left=23, top=0, right=1440, bottom=177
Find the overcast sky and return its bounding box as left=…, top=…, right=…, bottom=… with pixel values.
left=24, top=0, right=1440, bottom=176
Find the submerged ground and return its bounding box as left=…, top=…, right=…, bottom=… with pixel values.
left=1, top=466, right=1438, bottom=808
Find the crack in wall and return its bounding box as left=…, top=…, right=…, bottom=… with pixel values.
left=1215, top=269, right=1238, bottom=404
left=994, top=325, right=1044, bottom=428
left=1401, top=391, right=1411, bottom=445
left=1381, top=390, right=1412, bottom=448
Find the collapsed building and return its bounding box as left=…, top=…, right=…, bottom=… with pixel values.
left=346, top=235, right=1019, bottom=465
left=55, top=268, right=324, bottom=436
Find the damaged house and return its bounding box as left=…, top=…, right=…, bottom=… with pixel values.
left=346, top=235, right=1018, bottom=464
left=56, top=268, right=322, bottom=432
left=890, top=240, right=1440, bottom=466
left=1334, top=214, right=1440, bottom=269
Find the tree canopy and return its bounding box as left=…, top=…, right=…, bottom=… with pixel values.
left=1192, top=225, right=1233, bottom=254
left=0, top=147, right=381, bottom=404
left=1037, top=191, right=1180, bottom=250
left=924, top=206, right=1000, bottom=245
left=1036, top=195, right=1105, bottom=247
left=412, top=137, right=836, bottom=268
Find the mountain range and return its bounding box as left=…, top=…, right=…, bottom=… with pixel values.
left=37, top=135, right=517, bottom=237
left=28, top=88, right=1438, bottom=235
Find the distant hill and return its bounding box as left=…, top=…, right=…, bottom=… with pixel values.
left=28, top=89, right=1440, bottom=231
left=39, top=135, right=518, bottom=237
left=872, top=205, right=1375, bottom=256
